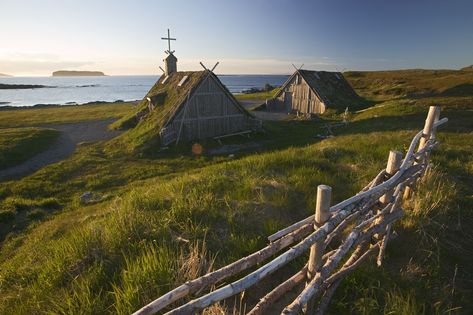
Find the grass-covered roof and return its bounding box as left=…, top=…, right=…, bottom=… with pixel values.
left=107, top=71, right=206, bottom=155
left=275, top=69, right=365, bottom=111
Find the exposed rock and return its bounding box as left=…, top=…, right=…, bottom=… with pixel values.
left=80, top=192, right=93, bottom=204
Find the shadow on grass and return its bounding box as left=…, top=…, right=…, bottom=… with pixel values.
left=441, top=83, right=473, bottom=97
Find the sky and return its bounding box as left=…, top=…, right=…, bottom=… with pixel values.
left=1, top=0, right=472, bottom=76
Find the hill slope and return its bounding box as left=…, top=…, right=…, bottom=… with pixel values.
left=0, top=69, right=472, bottom=314
left=345, top=69, right=473, bottom=102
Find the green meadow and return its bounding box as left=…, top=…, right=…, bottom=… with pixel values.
left=0, top=128, right=59, bottom=170
left=0, top=70, right=472, bottom=314
left=0, top=102, right=136, bottom=128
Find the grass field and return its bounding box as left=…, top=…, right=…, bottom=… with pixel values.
left=0, top=127, right=59, bottom=170
left=234, top=88, right=279, bottom=101
left=0, top=70, right=472, bottom=314
left=0, top=102, right=136, bottom=128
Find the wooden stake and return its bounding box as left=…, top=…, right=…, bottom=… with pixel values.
left=405, top=106, right=439, bottom=199
left=308, top=185, right=331, bottom=278
left=418, top=106, right=439, bottom=152
left=306, top=185, right=331, bottom=313
left=379, top=151, right=403, bottom=204
left=431, top=106, right=441, bottom=141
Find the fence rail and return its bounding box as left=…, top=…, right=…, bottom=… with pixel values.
left=134, top=106, right=448, bottom=315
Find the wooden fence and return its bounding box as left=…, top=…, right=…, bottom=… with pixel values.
left=134, top=106, right=448, bottom=315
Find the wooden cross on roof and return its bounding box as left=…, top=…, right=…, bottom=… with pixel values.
left=161, top=28, right=176, bottom=54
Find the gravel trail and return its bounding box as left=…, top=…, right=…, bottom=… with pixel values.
left=0, top=119, right=122, bottom=181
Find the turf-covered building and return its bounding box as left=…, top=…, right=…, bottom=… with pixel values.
left=267, top=69, right=359, bottom=114
left=116, top=51, right=262, bottom=148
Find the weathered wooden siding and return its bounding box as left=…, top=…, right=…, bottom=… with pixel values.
left=272, top=74, right=325, bottom=114
left=165, top=75, right=254, bottom=142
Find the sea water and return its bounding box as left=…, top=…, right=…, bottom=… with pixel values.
left=0, top=75, right=288, bottom=107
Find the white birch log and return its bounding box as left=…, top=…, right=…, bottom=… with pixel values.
left=164, top=204, right=393, bottom=315
left=269, top=117, right=447, bottom=242
left=132, top=223, right=313, bottom=315
left=282, top=210, right=402, bottom=315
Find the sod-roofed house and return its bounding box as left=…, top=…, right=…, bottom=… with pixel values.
left=145, top=67, right=261, bottom=145
left=267, top=69, right=359, bottom=114
left=117, top=30, right=262, bottom=148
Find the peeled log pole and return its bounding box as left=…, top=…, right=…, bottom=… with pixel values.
left=246, top=267, right=307, bottom=315
left=377, top=184, right=404, bottom=266
left=247, top=248, right=341, bottom=315
left=315, top=241, right=383, bottom=315
left=132, top=223, right=313, bottom=315
left=282, top=209, right=403, bottom=315
left=379, top=151, right=403, bottom=205
left=137, top=162, right=423, bottom=315
left=164, top=211, right=355, bottom=314
left=133, top=111, right=448, bottom=315
left=405, top=106, right=440, bottom=198
left=165, top=166, right=420, bottom=314
left=135, top=176, right=393, bottom=315
left=308, top=185, right=332, bottom=277
left=164, top=194, right=390, bottom=315
left=268, top=117, right=447, bottom=243
left=418, top=106, right=439, bottom=152
left=306, top=185, right=331, bottom=313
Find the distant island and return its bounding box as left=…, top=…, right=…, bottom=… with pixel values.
left=0, top=73, right=11, bottom=77
left=0, top=83, right=54, bottom=90
left=52, top=70, right=106, bottom=77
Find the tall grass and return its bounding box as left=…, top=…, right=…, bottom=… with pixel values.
left=0, top=97, right=472, bottom=313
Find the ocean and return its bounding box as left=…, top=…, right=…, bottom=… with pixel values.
left=0, top=75, right=289, bottom=107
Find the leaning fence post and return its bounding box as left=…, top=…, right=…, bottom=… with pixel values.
left=404, top=106, right=439, bottom=199
left=418, top=106, right=439, bottom=151
left=431, top=107, right=441, bottom=141
left=305, top=185, right=331, bottom=313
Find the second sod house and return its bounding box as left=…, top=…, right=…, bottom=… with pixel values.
left=266, top=69, right=360, bottom=115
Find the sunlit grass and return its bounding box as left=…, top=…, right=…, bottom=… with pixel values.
left=0, top=72, right=472, bottom=313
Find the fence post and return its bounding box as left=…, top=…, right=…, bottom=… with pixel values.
left=379, top=150, right=403, bottom=205
left=404, top=106, right=439, bottom=199
left=418, top=106, right=439, bottom=151
left=431, top=107, right=441, bottom=141
left=376, top=151, right=402, bottom=266
left=305, top=185, right=331, bottom=313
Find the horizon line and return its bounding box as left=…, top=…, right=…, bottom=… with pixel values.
left=2, top=66, right=469, bottom=78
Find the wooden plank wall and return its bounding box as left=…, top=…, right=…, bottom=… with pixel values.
left=168, top=76, right=252, bottom=142
left=274, top=74, right=325, bottom=114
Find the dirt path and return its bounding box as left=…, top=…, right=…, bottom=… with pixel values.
left=0, top=119, right=122, bottom=181
left=239, top=100, right=288, bottom=121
